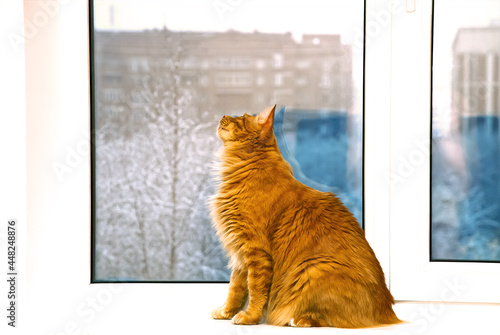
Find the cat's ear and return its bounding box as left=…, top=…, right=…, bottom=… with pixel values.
left=257, top=104, right=276, bottom=128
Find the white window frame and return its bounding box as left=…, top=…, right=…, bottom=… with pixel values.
left=385, top=0, right=500, bottom=303
left=4, top=1, right=500, bottom=334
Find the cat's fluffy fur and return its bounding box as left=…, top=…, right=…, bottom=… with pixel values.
left=210, top=105, right=402, bottom=328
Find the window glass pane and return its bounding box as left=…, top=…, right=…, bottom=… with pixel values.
left=432, top=0, right=500, bottom=261
left=92, top=0, right=364, bottom=281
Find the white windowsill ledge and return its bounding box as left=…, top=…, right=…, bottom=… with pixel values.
left=64, top=283, right=500, bottom=335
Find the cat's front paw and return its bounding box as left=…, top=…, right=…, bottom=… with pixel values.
left=232, top=311, right=261, bottom=325
left=211, top=305, right=239, bottom=320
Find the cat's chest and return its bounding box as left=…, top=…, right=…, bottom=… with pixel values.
left=212, top=185, right=256, bottom=219
left=212, top=180, right=273, bottom=227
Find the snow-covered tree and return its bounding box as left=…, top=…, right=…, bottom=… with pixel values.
left=95, top=33, right=229, bottom=281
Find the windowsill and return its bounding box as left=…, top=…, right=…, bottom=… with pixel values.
left=76, top=283, right=500, bottom=335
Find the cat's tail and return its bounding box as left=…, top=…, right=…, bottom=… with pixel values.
left=371, top=302, right=406, bottom=328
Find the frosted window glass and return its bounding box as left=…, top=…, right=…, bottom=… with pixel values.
left=431, top=0, right=500, bottom=261
left=91, top=0, right=364, bottom=281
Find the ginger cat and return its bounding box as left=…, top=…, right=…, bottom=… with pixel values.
left=210, top=105, right=402, bottom=328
